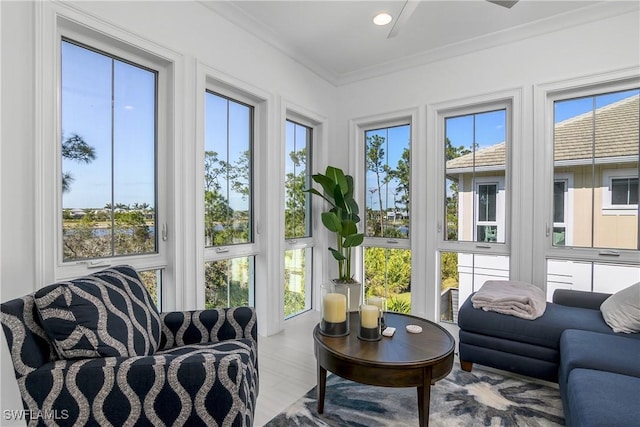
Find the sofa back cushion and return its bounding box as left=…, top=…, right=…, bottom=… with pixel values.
left=34, top=265, right=161, bottom=359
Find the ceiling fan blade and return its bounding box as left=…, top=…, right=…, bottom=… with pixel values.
left=487, top=0, right=519, bottom=8
left=387, top=0, right=420, bottom=39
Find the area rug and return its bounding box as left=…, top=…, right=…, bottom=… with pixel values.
left=264, top=362, right=564, bottom=426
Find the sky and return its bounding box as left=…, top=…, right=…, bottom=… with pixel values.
left=62, top=39, right=638, bottom=211
left=62, top=40, right=156, bottom=209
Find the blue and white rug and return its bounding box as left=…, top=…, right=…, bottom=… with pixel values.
left=265, top=362, right=564, bottom=426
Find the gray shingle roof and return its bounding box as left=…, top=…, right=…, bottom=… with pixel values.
left=446, top=94, right=639, bottom=170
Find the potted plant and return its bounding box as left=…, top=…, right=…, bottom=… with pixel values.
left=307, top=166, right=364, bottom=309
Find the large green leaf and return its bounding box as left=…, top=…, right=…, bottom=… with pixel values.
left=311, top=174, right=338, bottom=202
left=321, top=212, right=342, bottom=233
left=345, top=175, right=355, bottom=199
left=329, top=247, right=346, bottom=261
left=341, top=220, right=357, bottom=237
left=333, top=184, right=347, bottom=211
left=343, top=233, right=364, bottom=247
left=325, top=166, right=348, bottom=195
left=345, top=197, right=359, bottom=217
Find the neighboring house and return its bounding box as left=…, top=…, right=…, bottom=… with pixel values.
left=446, top=94, right=639, bottom=308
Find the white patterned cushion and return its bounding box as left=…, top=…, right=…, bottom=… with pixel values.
left=34, top=265, right=161, bottom=359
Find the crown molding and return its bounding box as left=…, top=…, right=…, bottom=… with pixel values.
left=199, top=1, right=639, bottom=88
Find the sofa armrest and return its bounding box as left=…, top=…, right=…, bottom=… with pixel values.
left=552, top=289, right=611, bottom=310
left=159, top=307, right=257, bottom=350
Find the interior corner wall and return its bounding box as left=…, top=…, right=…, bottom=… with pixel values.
left=0, top=0, right=337, bottom=419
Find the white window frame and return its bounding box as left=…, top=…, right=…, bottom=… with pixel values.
left=199, top=77, right=263, bottom=310
left=35, top=3, right=180, bottom=308
left=283, top=112, right=317, bottom=319
left=602, top=168, right=638, bottom=214
left=350, top=110, right=417, bottom=312
left=430, top=89, right=520, bottom=322
left=533, top=68, right=640, bottom=287
left=436, top=97, right=513, bottom=256
left=359, top=117, right=413, bottom=251
left=283, top=100, right=328, bottom=329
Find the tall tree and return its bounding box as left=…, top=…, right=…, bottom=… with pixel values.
left=62, top=133, right=96, bottom=193
left=366, top=135, right=387, bottom=236
left=444, top=137, right=471, bottom=240
left=387, top=147, right=410, bottom=215
left=285, top=147, right=308, bottom=238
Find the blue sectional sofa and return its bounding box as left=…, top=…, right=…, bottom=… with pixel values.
left=458, top=288, right=640, bottom=427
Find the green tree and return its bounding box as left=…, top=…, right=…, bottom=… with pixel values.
left=62, top=133, right=96, bottom=193
left=364, top=248, right=411, bottom=310
left=285, top=148, right=308, bottom=239
left=445, top=138, right=471, bottom=240
left=366, top=135, right=387, bottom=236
left=204, top=150, right=234, bottom=246
left=388, top=147, right=410, bottom=215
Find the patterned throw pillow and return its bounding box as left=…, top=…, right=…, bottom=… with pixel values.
left=34, top=265, right=161, bottom=359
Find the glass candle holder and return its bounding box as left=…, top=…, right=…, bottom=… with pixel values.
left=358, top=304, right=382, bottom=341
left=366, top=296, right=386, bottom=329
left=320, top=282, right=350, bottom=337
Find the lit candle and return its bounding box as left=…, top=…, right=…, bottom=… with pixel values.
left=323, top=293, right=347, bottom=323
left=360, top=304, right=379, bottom=329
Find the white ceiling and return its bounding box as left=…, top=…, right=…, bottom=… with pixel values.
left=202, top=1, right=636, bottom=85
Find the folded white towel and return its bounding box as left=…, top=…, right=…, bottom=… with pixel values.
left=471, top=280, right=547, bottom=320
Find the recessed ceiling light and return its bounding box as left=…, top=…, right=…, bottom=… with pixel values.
left=373, top=12, right=393, bottom=26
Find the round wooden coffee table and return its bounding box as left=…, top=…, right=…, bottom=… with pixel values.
left=313, top=311, right=455, bottom=427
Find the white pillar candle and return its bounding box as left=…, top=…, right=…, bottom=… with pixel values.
left=323, top=293, right=347, bottom=323
left=360, top=304, right=379, bottom=329
left=367, top=297, right=384, bottom=314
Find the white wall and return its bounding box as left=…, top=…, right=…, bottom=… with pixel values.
left=0, top=0, right=337, bottom=420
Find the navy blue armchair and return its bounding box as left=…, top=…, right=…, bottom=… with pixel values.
left=1, top=265, right=258, bottom=426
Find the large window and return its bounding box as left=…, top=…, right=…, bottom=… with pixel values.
left=552, top=89, right=639, bottom=250
left=58, top=33, right=165, bottom=305
left=445, top=109, right=507, bottom=243
left=284, top=119, right=313, bottom=318
left=363, top=123, right=411, bottom=313
left=204, top=91, right=255, bottom=308
left=440, top=103, right=511, bottom=323
left=61, top=40, right=157, bottom=261
left=545, top=87, right=639, bottom=297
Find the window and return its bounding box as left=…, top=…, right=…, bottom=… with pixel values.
left=611, top=178, right=638, bottom=205
left=602, top=170, right=638, bottom=213
left=47, top=15, right=173, bottom=306
left=284, top=119, right=313, bottom=318
left=365, top=125, right=411, bottom=239
left=476, top=183, right=498, bottom=242
left=552, top=89, right=639, bottom=250
left=439, top=101, right=511, bottom=324
left=204, top=90, right=255, bottom=308
left=363, top=123, right=411, bottom=313
left=440, top=252, right=510, bottom=322
left=61, top=39, right=157, bottom=261
left=543, top=83, right=639, bottom=296
left=553, top=180, right=568, bottom=246
left=445, top=109, right=507, bottom=243
left=204, top=92, right=252, bottom=247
